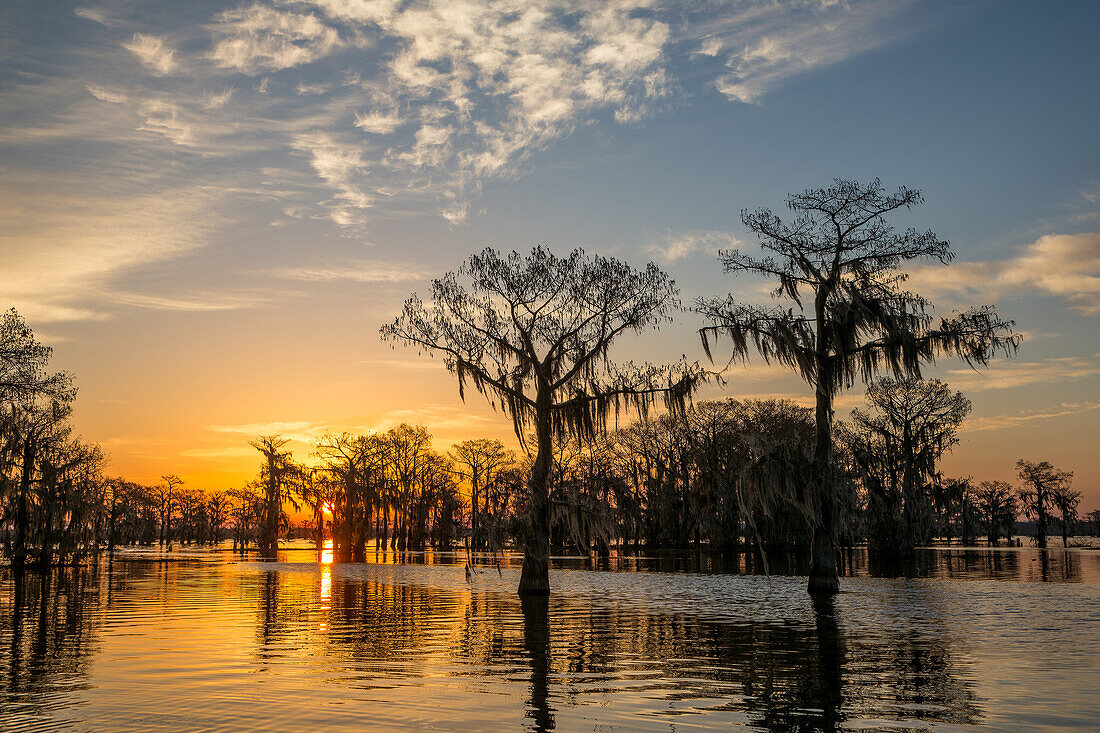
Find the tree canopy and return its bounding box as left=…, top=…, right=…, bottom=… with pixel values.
left=696, top=179, right=1019, bottom=593
left=382, top=246, right=705, bottom=594
left=381, top=246, right=704, bottom=445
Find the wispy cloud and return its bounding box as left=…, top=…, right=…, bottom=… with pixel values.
left=86, top=84, right=127, bottom=104
left=18, top=1, right=937, bottom=236
left=109, top=291, right=277, bottom=312
left=123, top=33, right=178, bottom=75
left=0, top=180, right=219, bottom=323
left=179, top=446, right=260, bottom=461
left=685, top=0, right=928, bottom=104
left=75, top=7, right=111, bottom=26
left=643, top=229, right=742, bottom=263
left=964, top=401, right=1100, bottom=433
left=267, top=259, right=428, bottom=283
left=205, top=420, right=332, bottom=444
left=290, top=132, right=373, bottom=229
left=939, top=356, right=1100, bottom=391
left=372, top=405, right=495, bottom=433
left=360, top=358, right=445, bottom=371
left=136, top=99, right=195, bottom=146
left=910, top=231, right=1100, bottom=315
left=201, top=87, right=236, bottom=109
left=209, top=4, right=343, bottom=73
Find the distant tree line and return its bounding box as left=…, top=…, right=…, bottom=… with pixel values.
left=2, top=180, right=1094, bottom=600
left=0, top=305, right=1091, bottom=575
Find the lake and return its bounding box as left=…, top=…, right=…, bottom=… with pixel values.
left=2, top=544, right=1098, bottom=731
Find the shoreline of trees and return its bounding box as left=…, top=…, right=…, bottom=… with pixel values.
left=1, top=180, right=1095, bottom=598
left=1, top=309, right=1091, bottom=570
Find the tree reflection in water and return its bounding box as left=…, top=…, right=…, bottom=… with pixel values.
left=245, top=564, right=984, bottom=731
left=5, top=550, right=1095, bottom=731
left=812, top=593, right=844, bottom=732
left=2, top=567, right=103, bottom=728
left=521, top=594, right=553, bottom=732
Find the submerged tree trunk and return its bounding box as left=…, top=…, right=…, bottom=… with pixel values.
left=39, top=465, right=55, bottom=569
left=1035, top=492, right=1048, bottom=549
left=260, top=454, right=280, bottom=557
left=520, top=593, right=554, bottom=731
left=352, top=496, right=368, bottom=562
left=471, top=472, right=480, bottom=551
left=519, top=404, right=552, bottom=595
left=13, top=437, right=35, bottom=573
left=808, top=373, right=839, bottom=595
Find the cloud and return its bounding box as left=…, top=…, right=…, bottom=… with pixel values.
left=86, top=84, right=127, bottom=104
left=910, top=231, right=1100, bottom=315
left=696, top=0, right=926, bottom=104
left=201, top=87, right=236, bottom=109
left=372, top=405, right=494, bottom=432
left=0, top=180, right=217, bottom=323
left=179, top=446, right=261, bottom=460
left=20, top=0, right=943, bottom=235
left=963, top=401, right=1100, bottom=433
left=109, top=291, right=277, bottom=312
left=360, top=358, right=444, bottom=371
left=75, top=7, right=111, bottom=26
left=205, top=420, right=331, bottom=444
left=136, top=99, right=195, bottom=145
left=296, top=81, right=331, bottom=96
left=210, top=4, right=343, bottom=73
left=123, top=34, right=178, bottom=75
left=695, top=36, right=723, bottom=57
left=267, top=258, right=428, bottom=283
left=354, top=109, right=402, bottom=134
left=290, top=132, right=373, bottom=228
left=644, top=229, right=743, bottom=263
left=254, top=0, right=675, bottom=227
left=939, top=356, right=1100, bottom=392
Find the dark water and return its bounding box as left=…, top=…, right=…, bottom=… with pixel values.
left=2, top=546, right=1098, bottom=732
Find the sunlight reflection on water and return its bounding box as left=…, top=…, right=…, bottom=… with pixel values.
left=1, top=546, right=1098, bottom=732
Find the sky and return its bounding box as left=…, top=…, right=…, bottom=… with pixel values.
left=1, top=0, right=1098, bottom=508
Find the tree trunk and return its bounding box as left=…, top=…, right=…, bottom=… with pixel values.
left=39, top=468, right=55, bottom=569
left=1035, top=490, right=1048, bottom=548
left=471, top=471, right=480, bottom=550
left=261, top=455, right=280, bottom=556
left=352, top=496, right=368, bottom=562
left=519, top=405, right=552, bottom=595
left=808, top=379, right=839, bottom=595
left=13, top=437, right=35, bottom=573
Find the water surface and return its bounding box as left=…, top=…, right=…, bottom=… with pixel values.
left=2, top=546, right=1098, bottom=731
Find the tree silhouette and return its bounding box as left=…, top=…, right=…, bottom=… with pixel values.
left=0, top=309, right=74, bottom=406
left=250, top=435, right=299, bottom=556
left=974, top=480, right=1018, bottom=546
left=382, top=246, right=704, bottom=594
left=847, top=377, right=970, bottom=553
left=1016, top=459, right=1072, bottom=549
left=697, top=179, right=1018, bottom=593
left=451, top=438, right=513, bottom=550
left=154, top=474, right=183, bottom=548
left=313, top=432, right=387, bottom=560
left=1050, top=483, right=1081, bottom=548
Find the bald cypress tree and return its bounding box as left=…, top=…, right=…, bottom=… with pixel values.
left=382, top=246, right=704, bottom=595
left=697, top=179, right=1018, bottom=594
left=251, top=435, right=298, bottom=556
